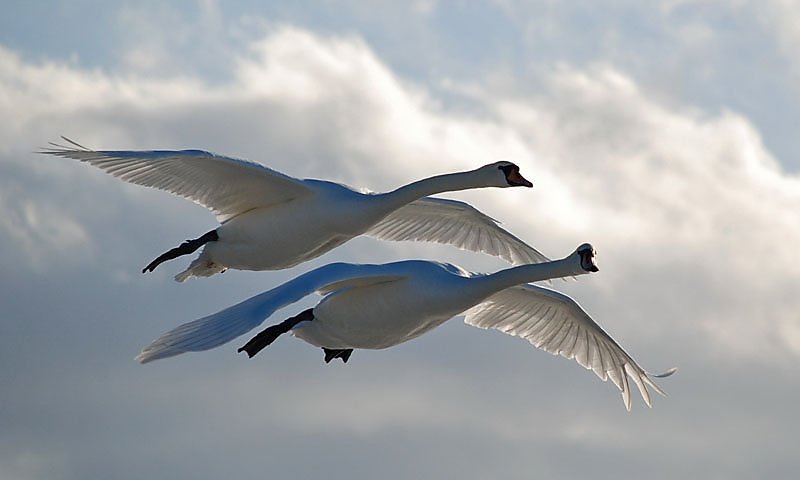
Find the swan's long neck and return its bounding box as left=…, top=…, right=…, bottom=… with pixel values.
left=377, top=169, right=490, bottom=211
left=470, top=257, right=583, bottom=298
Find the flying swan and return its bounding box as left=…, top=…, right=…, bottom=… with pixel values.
left=41, top=138, right=547, bottom=281
left=136, top=244, right=675, bottom=410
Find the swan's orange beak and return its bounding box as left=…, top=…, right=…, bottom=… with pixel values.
left=508, top=169, right=533, bottom=187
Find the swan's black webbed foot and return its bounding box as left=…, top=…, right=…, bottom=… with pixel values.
left=323, top=348, right=353, bottom=364
left=142, top=229, right=219, bottom=273
left=238, top=309, right=314, bottom=358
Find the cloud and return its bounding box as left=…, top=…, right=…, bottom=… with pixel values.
left=710, top=0, right=800, bottom=78
left=2, top=20, right=800, bottom=480
left=4, top=21, right=799, bottom=358
left=491, top=0, right=800, bottom=172
left=0, top=185, right=90, bottom=271
left=654, top=0, right=800, bottom=80
left=5, top=11, right=799, bottom=340
left=452, top=63, right=800, bottom=360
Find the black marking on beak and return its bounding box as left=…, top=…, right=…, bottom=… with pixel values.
left=499, top=164, right=533, bottom=187
left=579, top=246, right=599, bottom=272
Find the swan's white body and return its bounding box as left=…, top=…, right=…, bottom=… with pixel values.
left=42, top=139, right=547, bottom=280
left=208, top=179, right=374, bottom=271
left=137, top=245, right=675, bottom=410
left=296, top=261, right=478, bottom=349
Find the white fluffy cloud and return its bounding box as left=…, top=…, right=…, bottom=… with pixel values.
left=3, top=26, right=798, bottom=358
left=2, top=21, right=800, bottom=480
left=481, top=64, right=800, bottom=359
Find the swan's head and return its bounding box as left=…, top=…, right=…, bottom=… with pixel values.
left=480, top=161, right=533, bottom=188
left=575, top=243, right=599, bottom=273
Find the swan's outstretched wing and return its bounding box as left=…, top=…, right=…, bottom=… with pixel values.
left=136, top=263, right=405, bottom=363
left=365, top=197, right=550, bottom=265
left=464, top=284, right=675, bottom=410
left=40, top=137, right=312, bottom=222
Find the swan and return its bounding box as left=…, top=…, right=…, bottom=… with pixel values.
left=41, top=138, right=547, bottom=281
left=136, top=244, right=675, bottom=410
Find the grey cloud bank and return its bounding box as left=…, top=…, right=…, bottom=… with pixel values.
left=1, top=3, right=799, bottom=479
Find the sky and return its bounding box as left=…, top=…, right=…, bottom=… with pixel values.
left=1, top=1, right=799, bottom=478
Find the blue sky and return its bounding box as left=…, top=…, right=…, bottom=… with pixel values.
left=2, top=1, right=799, bottom=479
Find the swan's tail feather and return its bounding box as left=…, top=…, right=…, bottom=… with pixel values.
left=174, top=269, right=194, bottom=283
left=173, top=256, right=226, bottom=282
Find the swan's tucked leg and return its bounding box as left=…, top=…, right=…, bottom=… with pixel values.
left=238, top=309, right=314, bottom=358
left=142, top=229, right=219, bottom=273
left=323, top=348, right=353, bottom=364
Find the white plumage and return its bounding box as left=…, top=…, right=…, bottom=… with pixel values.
left=41, top=138, right=546, bottom=280
left=136, top=244, right=675, bottom=410
left=366, top=197, right=547, bottom=265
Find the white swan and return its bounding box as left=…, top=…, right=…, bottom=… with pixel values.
left=41, top=138, right=547, bottom=281
left=136, top=244, right=675, bottom=410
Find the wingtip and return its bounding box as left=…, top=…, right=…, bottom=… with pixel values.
left=38, top=136, right=91, bottom=155
left=623, top=394, right=632, bottom=412
left=135, top=346, right=168, bottom=364
left=652, top=367, right=678, bottom=378
left=134, top=352, right=151, bottom=364
left=59, top=136, right=91, bottom=150
left=621, top=381, right=632, bottom=411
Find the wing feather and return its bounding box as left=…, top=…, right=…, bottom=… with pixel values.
left=365, top=197, right=549, bottom=265
left=40, top=137, right=312, bottom=222
left=464, top=284, right=675, bottom=410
